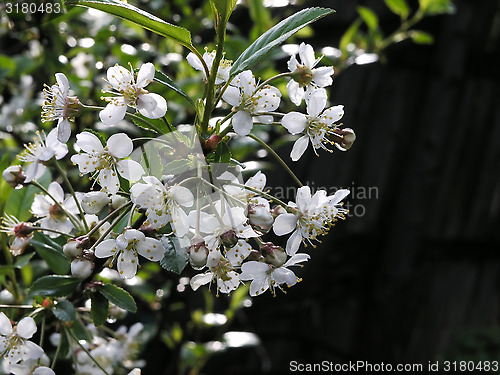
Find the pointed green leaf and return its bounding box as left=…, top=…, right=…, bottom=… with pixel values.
left=91, top=292, right=109, bottom=326
left=213, top=141, right=231, bottom=164
left=410, top=30, right=434, bottom=44
left=384, top=0, right=410, bottom=19
left=230, top=7, right=334, bottom=77
left=155, top=70, right=194, bottom=106
left=130, top=114, right=169, bottom=134
left=32, top=240, right=70, bottom=275
left=99, top=284, right=137, bottom=313
left=419, top=0, right=456, bottom=15
left=210, top=0, right=237, bottom=23
left=29, top=275, right=80, bottom=297
left=340, top=19, right=362, bottom=55
left=160, top=235, right=188, bottom=274
left=52, top=299, right=76, bottom=322
left=357, top=6, right=378, bottom=31
left=65, top=0, right=192, bottom=47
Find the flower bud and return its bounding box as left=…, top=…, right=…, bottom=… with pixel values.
left=271, top=205, right=287, bottom=218
left=248, top=204, right=274, bottom=234
left=247, top=249, right=264, bottom=262
left=110, top=194, right=128, bottom=209
left=63, top=239, right=82, bottom=259
left=220, top=229, right=238, bottom=248
left=0, top=289, right=15, bottom=304
left=260, top=242, right=287, bottom=268
left=71, top=258, right=94, bottom=279
left=188, top=235, right=209, bottom=270
left=2, top=165, right=26, bottom=189
left=333, top=128, right=356, bottom=151
left=81, top=191, right=110, bottom=214
left=203, top=134, right=222, bottom=154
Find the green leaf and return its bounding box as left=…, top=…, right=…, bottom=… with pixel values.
left=32, top=240, right=70, bottom=275
left=131, top=114, right=169, bottom=134
left=213, top=141, right=231, bottom=164
left=384, top=0, right=410, bottom=19
left=160, top=235, right=188, bottom=275
left=230, top=7, right=334, bottom=77
left=357, top=6, right=378, bottom=31
left=164, top=159, right=192, bottom=175
left=340, top=19, right=362, bottom=55
left=65, top=0, right=192, bottom=47
left=52, top=299, right=76, bottom=322
left=29, top=275, right=80, bottom=297
left=210, top=0, right=237, bottom=24
left=155, top=70, right=194, bottom=106
left=99, top=284, right=137, bottom=313
left=419, top=0, right=456, bottom=15
left=0, top=55, right=16, bottom=79
left=91, top=292, right=109, bottom=326
left=13, top=253, right=35, bottom=269
left=410, top=30, right=434, bottom=44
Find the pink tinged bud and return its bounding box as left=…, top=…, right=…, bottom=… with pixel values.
left=333, top=128, right=356, bottom=151
left=3, top=165, right=26, bottom=189
left=220, top=229, right=238, bottom=248
left=203, top=134, right=222, bottom=154
left=188, top=236, right=209, bottom=270
left=247, top=249, right=264, bottom=262
left=260, top=242, right=287, bottom=268
left=13, top=222, right=34, bottom=238
left=71, top=258, right=94, bottom=279
left=248, top=204, right=274, bottom=234
left=63, top=239, right=82, bottom=259
left=110, top=194, right=128, bottom=209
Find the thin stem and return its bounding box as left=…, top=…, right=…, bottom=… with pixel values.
left=254, top=72, right=292, bottom=92
left=0, top=304, right=34, bottom=309
left=380, top=10, right=425, bottom=50
left=247, top=133, right=303, bottom=187
left=35, top=227, right=72, bottom=237
left=39, top=315, right=46, bottom=348
left=29, top=180, right=83, bottom=231
left=132, top=137, right=174, bottom=148
left=189, top=45, right=211, bottom=81
left=89, top=206, right=130, bottom=252
left=86, top=202, right=132, bottom=239
left=55, top=161, right=89, bottom=232
left=79, top=103, right=105, bottom=111
left=125, top=112, right=163, bottom=134
left=128, top=204, right=137, bottom=227
left=214, top=79, right=232, bottom=108
left=229, top=182, right=290, bottom=210
left=67, top=327, right=111, bottom=375
left=216, top=109, right=235, bottom=132
left=162, top=116, right=174, bottom=132
left=51, top=327, right=63, bottom=370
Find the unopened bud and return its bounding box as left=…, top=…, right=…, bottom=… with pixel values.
left=81, top=191, right=110, bottom=214
left=247, top=249, right=264, bottom=262
left=220, top=229, right=238, bottom=248
left=0, top=289, right=15, bottom=304
left=110, top=195, right=128, bottom=209
left=260, top=242, right=287, bottom=268
left=188, top=235, right=209, bottom=270
left=3, top=165, right=26, bottom=189
left=63, top=239, right=82, bottom=259
left=248, top=204, right=274, bottom=234
left=203, top=134, right=222, bottom=154
left=71, top=258, right=94, bottom=279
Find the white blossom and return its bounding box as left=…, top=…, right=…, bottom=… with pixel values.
left=273, top=186, right=349, bottom=255
left=281, top=90, right=344, bottom=161
left=222, top=70, right=281, bottom=136
left=0, top=214, right=33, bottom=256
left=0, top=313, right=44, bottom=367
left=95, top=229, right=164, bottom=279
left=99, top=63, right=167, bottom=125
left=41, top=73, right=79, bottom=142
left=31, top=182, right=79, bottom=238
left=71, top=132, right=144, bottom=195
left=19, top=129, right=68, bottom=183
left=130, top=176, right=193, bottom=235
left=286, top=42, right=334, bottom=105
left=240, top=253, right=310, bottom=296
left=79, top=191, right=110, bottom=214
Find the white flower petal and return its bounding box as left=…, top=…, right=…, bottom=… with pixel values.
left=16, top=317, right=37, bottom=339
left=186, top=52, right=205, bottom=73
left=290, top=135, right=309, bottom=161
left=0, top=312, right=12, bottom=336
left=226, top=241, right=252, bottom=267
left=107, top=133, right=133, bottom=158
left=31, top=195, right=51, bottom=217
left=48, top=182, right=64, bottom=203
left=232, top=110, right=253, bottom=136
left=98, top=168, right=120, bottom=195
left=306, top=89, right=327, bottom=118
left=55, top=72, right=69, bottom=93
left=296, top=185, right=312, bottom=212
left=95, top=239, right=117, bottom=258
left=281, top=112, right=307, bottom=134
left=285, top=229, right=302, bottom=256
left=222, top=86, right=241, bottom=107
left=284, top=253, right=311, bottom=267
left=287, top=80, right=305, bottom=106
left=99, top=101, right=127, bottom=125
left=136, top=238, right=164, bottom=261
left=273, top=213, right=297, bottom=236
left=170, top=185, right=194, bottom=207
left=116, top=160, right=144, bottom=181
left=71, top=154, right=97, bottom=174
left=33, top=367, right=56, bottom=375
left=299, top=43, right=315, bottom=68
left=239, top=70, right=256, bottom=97
left=329, top=188, right=350, bottom=205
left=24, top=340, right=44, bottom=360
left=250, top=276, right=270, bottom=296
left=117, top=249, right=138, bottom=279
left=136, top=62, right=155, bottom=88
left=57, top=118, right=71, bottom=143
left=190, top=272, right=213, bottom=291
left=321, top=105, right=344, bottom=124
left=107, top=65, right=132, bottom=89
left=137, top=93, right=167, bottom=119
left=75, top=132, right=104, bottom=155
left=123, top=229, right=146, bottom=242
left=24, top=162, right=46, bottom=183
left=312, top=66, right=334, bottom=87
left=287, top=54, right=299, bottom=72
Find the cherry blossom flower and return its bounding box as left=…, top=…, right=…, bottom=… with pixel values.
left=286, top=42, right=334, bottom=105
left=19, top=129, right=68, bottom=183
left=239, top=253, right=310, bottom=296
left=187, top=50, right=231, bottom=84
left=0, top=313, right=44, bottom=367
left=31, top=182, right=79, bottom=238
left=0, top=214, right=33, bottom=256
left=273, top=186, right=349, bottom=255
left=130, top=176, right=193, bottom=236
left=222, top=70, right=281, bottom=136
left=41, top=73, right=79, bottom=142
left=99, top=63, right=167, bottom=125
left=281, top=89, right=345, bottom=161
left=79, top=191, right=110, bottom=214
left=71, top=132, right=144, bottom=195
left=95, top=229, right=164, bottom=279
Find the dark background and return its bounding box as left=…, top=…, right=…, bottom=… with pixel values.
left=205, top=0, right=500, bottom=373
